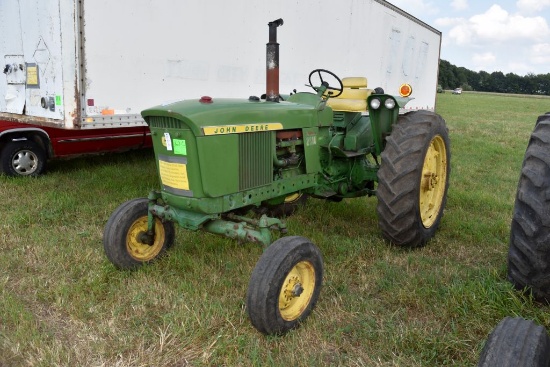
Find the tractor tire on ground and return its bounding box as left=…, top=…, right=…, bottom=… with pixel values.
left=508, top=114, right=550, bottom=301
left=246, top=236, right=323, bottom=335
left=0, top=140, right=46, bottom=177
left=377, top=110, right=450, bottom=247
left=477, top=317, right=550, bottom=367
left=103, top=198, right=175, bottom=269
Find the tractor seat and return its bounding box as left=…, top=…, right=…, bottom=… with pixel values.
left=326, top=77, right=372, bottom=112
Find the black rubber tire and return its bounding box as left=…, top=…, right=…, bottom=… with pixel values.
left=377, top=110, right=451, bottom=247
left=246, top=236, right=323, bottom=335
left=103, top=198, right=175, bottom=269
left=478, top=317, right=550, bottom=367
left=1, top=140, right=46, bottom=176
left=508, top=114, right=550, bottom=301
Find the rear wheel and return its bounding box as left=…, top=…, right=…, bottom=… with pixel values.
left=1, top=140, right=46, bottom=176
left=246, top=236, right=323, bottom=335
left=377, top=110, right=450, bottom=247
left=478, top=317, right=550, bottom=367
left=508, top=114, right=550, bottom=301
left=256, top=192, right=308, bottom=218
left=103, top=198, right=175, bottom=269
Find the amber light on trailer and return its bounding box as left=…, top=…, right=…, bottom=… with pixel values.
left=399, top=83, right=413, bottom=97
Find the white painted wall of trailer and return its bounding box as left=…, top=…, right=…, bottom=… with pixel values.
left=0, top=0, right=441, bottom=128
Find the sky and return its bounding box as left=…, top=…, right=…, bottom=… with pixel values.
left=388, top=0, right=550, bottom=76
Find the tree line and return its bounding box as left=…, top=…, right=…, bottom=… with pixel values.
left=438, top=59, right=550, bottom=95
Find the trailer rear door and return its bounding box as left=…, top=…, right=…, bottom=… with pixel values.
left=0, top=0, right=67, bottom=121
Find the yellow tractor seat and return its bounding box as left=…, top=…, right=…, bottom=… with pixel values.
left=326, top=77, right=372, bottom=112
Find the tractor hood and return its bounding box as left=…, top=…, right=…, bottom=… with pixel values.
left=142, top=97, right=319, bottom=137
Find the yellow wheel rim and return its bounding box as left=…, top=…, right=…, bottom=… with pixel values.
left=278, top=261, right=316, bottom=321
left=126, top=217, right=165, bottom=261
left=285, top=193, right=302, bottom=203
left=419, top=135, right=448, bottom=228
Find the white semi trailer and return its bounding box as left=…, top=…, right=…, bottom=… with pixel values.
left=0, top=0, right=441, bottom=176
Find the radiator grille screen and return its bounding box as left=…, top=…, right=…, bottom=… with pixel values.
left=147, top=117, right=180, bottom=129
left=239, top=132, right=273, bottom=190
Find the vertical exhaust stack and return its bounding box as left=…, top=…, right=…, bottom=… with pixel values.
left=266, top=19, right=283, bottom=102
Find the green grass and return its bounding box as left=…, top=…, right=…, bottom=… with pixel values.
left=2, top=92, right=550, bottom=366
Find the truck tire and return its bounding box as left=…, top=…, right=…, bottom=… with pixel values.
left=1, top=140, right=46, bottom=177
left=246, top=236, right=323, bottom=335
left=377, top=110, right=450, bottom=247
left=508, top=114, right=550, bottom=301
left=477, top=317, right=550, bottom=367
left=103, top=198, right=175, bottom=269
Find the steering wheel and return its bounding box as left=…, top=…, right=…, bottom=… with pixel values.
left=308, top=69, right=344, bottom=98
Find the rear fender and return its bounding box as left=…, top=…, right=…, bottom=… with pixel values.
left=0, top=128, right=52, bottom=157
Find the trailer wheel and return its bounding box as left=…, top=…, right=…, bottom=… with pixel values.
left=1, top=140, right=46, bottom=177
left=508, top=114, right=550, bottom=301
left=103, top=198, right=175, bottom=269
left=477, top=317, right=550, bottom=367
left=377, top=110, right=450, bottom=247
left=246, top=236, right=323, bottom=335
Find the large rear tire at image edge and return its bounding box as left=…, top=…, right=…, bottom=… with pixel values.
left=103, top=198, right=175, bottom=269
left=246, top=236, right=323, bottom=335
left=477, top=317, right=550, bottom=367
left=508, top=114, right=550, bottom=301
left=377, top=110, right=451, bottom=247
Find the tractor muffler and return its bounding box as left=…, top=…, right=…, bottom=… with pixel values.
left=266, top=18, right=284, bottom=102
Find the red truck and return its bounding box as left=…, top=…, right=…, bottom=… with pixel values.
left=0, top=119, right=151, bottom=176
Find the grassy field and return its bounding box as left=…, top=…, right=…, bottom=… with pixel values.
left=1, top=92, right=550, bottom=366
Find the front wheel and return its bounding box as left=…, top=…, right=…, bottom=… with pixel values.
left=1, top=140, right=46, bottom=176
left=477, top=317, right=550, bottom=367
left=377, top=110, right=450, bottom=247
left=103, top=198, right=175, bottom=269
left=246, top=236, right=323, bottom=335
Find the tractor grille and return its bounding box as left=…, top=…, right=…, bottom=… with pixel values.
left=239, top=132, right=273, bottom=190
left=147, top=116, right=180, bottom=129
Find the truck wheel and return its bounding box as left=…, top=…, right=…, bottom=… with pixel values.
left=246, top=236, right=323, bottom=335
left=377, top=110, right=450, bottom=247
left=103, top=198, right=175, bottom=269
left=508, top=114, right=550, bottom=301
left=1, top=140, right=46, bottom=177
left=477, top=317, right=550, bottom=367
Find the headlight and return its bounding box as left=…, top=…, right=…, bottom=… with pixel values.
left=384, top=98, right=396, bottom=109
left=370, top=98, right=381, bottom=110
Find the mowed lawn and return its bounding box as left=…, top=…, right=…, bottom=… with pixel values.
left=1, top=92, right=550, bottom=366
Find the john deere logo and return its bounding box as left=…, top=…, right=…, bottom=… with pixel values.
left=161, top=136, right=167, bottom=147
left=202, top=122, right=283, bottom=135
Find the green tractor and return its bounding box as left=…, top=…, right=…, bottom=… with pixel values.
left=103, top=19, right=451, bottom=335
